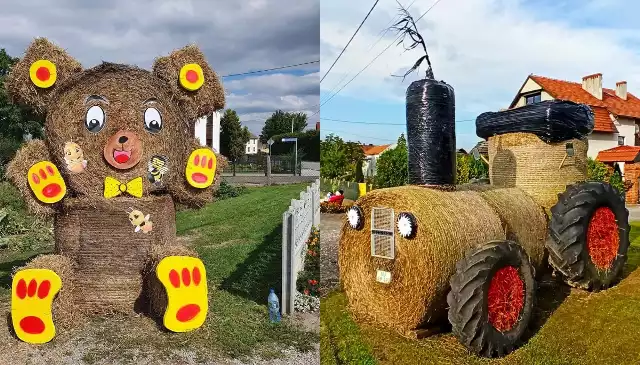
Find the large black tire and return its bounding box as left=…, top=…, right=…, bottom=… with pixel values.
left=447, top=241, right=536, bottom=358
left=546, top=181, right=630, bottom=290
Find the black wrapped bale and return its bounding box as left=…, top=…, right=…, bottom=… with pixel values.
left=406, top=79, right=456, bottom=186
left=476, top=100, right=594, bottom=143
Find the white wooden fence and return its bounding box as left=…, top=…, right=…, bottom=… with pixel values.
left=281, top=179, right=320, bottom=314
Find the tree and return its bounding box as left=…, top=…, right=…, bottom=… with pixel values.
left=219, top=109, right=251, bottom=176
left=374, top=134, right=408, bottom=188
left=0, top=49, right=44, bottom=178
left=259, top=110, right=308, bottom=143
left=587, top=157, right=626, bottom=195
left=320, top=134, right=364, bottom=180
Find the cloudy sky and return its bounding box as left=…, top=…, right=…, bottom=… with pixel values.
left=0, top=0, right=320, bottom=136
left=321, top=0, right=640, bottom=150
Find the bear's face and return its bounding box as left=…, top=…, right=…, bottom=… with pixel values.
left=45, top=66, right=192, bottom=196
left=6, top=38, right=225, bottom=202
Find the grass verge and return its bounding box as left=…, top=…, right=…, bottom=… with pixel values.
left=321, top=222, right=640, bottom=365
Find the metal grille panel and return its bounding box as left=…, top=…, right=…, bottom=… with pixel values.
left=371, top=207, right=394, bottom=259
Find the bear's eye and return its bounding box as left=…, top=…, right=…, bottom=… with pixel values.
left=85, top=105, right=105, bottom=133
left=144, top=107, right=162, bottom=134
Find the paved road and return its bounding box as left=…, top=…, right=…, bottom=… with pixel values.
left=320, top=213, right=342, bottom=296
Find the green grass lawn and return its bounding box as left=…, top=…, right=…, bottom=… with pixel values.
left=321, top=222, right=640, bottom=365
left=0, top=184, right=317, bottom=363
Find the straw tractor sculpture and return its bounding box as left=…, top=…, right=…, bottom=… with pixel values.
left=339, top=79, right=630, bottom=357
left=4, top=38, right=226, bottom=344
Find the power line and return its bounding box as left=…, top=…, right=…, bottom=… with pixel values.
left=319, top=0, right=445, bottom=109
left=320, top=0, right=419, bottom=106
left=221, top=60, right=319, bottom=78
left=321, top=117, right=475, bottom=125
left=320, top=0, right=381, bottom=84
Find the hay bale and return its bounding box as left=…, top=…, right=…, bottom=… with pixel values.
left=145, top=244, right=199, bottom=320
left=5, top=139, right=56, bottom=218
left=339, top=185, right=548, bottom=335
left=488, top=132, right=587, bottom=209
left=152, top=44, right=225, bottom=121
left=54, top=195, right=176, bottom=314
left=340, top=186, right=505, bottom=334
left=5, top=38, right=83, bottom=114
left=21, top=254, right=76, bottom=328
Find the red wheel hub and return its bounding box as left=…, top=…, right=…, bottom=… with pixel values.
left=587, top=207, right=619, bottom=270
left=487, top=266, right=524, bottom=332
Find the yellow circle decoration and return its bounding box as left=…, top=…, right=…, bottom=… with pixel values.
left=29, top=60, right=57, bottom=89
left=179, top=64, right=204, bottom=91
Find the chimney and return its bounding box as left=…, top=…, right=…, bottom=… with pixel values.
left=616, top=81, right=628, bottom=100
left=582, top=73, right=603, bottom=100
left=316, top=121, right=320, bottom=131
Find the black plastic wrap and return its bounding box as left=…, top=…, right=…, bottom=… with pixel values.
left=475, top=100, right=594, bottom=143
left=406, top=79, right=456, bottom=186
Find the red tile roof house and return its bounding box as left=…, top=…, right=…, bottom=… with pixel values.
left=509, top=73, right=640, bottom=203
left=361, top=143, right=396, bottom=177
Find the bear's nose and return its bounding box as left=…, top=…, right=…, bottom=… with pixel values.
left=118, top=136, right=128, bottom=144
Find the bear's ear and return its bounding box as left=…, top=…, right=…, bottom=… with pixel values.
left=5, top=38, right=83, bottom=114
left=152, top=44, right=225, bottom=121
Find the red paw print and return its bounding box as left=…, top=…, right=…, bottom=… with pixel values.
left=168, top=267, right=203, bottom=323
left=15, top=279, right=52, bottom=334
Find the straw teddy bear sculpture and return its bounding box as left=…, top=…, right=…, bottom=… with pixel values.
left=5, top=38, right=226, bottom=344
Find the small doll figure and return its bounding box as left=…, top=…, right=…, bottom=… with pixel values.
left=63, top=142, right=87, bottom=173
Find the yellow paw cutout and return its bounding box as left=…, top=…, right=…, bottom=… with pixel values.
left=11, top=269, right=62, bottom=344
left=156, top=256, right=208, bottom=332
left=27, top=161, right=66, bottom=204
left=185, top=149, right=216, bottom=189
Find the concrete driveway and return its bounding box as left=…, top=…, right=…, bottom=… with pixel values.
left=628, top=205, right=640, bottom=222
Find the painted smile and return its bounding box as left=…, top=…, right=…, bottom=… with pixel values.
left=113, top=149, right=132, bottom=164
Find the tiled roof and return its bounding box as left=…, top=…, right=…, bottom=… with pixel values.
left=525, top=75, right=640, bottom=133
left=591, top=106, right=617, bottom=133
left=596, top=145, right=640, bottom=163
left=362, top=144, right=391, bottom=156
left=471, top=141, right=488, bottom=156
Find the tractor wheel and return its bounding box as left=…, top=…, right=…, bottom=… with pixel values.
left=546, top=181, right=629, bottom=290
left=447, top=240, right=535, bottom=358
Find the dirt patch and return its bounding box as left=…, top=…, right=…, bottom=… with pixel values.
left=320, top=213, right=342, bottom=296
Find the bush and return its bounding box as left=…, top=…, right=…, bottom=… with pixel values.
left=214, top=181, right=248, bottom=200
left=587, top=158, right=626, bottom=195
left=0, top=182, right=53, bottom=251
left=374, top=135, right=408, bottom=188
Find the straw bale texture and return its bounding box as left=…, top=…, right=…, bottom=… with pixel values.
left=339, top=186, right=506, bottom=334
left=152, top=44, right=225, bottom=121
left=5, top=38, right=82, bottom=114
left=339, top=185, right=549, bottom=334
left=145, top=245, right=199, bottom=320
left=20, top=254, right=76, bottom=328
left=4, top=37, right=224, bottom=323
left=488, top=132, right=587, bottom=210
left=54, top=195, right=176, bottom=314
left=5, top=139, right=56, bottom=217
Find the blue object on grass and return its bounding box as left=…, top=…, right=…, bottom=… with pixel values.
left=268, top=288, right=281, bottom=323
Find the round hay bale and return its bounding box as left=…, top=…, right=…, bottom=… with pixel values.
left=145, top=244, right=199, bottom=320
left=487, top=132, right=587, bottom=210
left=21, top=254, right=77, bottom=328
left=339, top=185, right=548, bottom=334
left=340, top=186, right=505, bottom=334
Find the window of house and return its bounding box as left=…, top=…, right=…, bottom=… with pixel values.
left=618, top=136, right=625, bottom=146
left=525, top=92, right=541, bottom=105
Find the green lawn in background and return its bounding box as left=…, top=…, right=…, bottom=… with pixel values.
left=321, top=222, right=640, bottom=365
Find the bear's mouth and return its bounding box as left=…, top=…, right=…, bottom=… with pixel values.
left=113, top=149, right=132, bottom=164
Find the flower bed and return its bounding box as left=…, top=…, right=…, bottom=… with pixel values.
left=296, top=227, right=320, bottom=306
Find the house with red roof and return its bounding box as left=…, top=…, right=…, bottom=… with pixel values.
left=510, top=73, right=640, bottom=202
left=509, top=74, right=640, bottom=164
left=361, top=143, right=396, bottom=177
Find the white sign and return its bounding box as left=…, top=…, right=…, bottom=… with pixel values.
left=267, top=138, right=274, bottom=146
left=281, top=137, right=298, bottom=143
left=376, top=270, right=391, bottom=284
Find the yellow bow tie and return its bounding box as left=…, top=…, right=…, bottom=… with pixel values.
left=104, top=176, right=143, bottom=198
